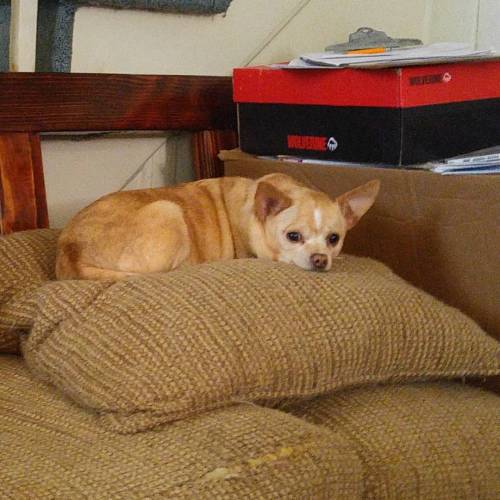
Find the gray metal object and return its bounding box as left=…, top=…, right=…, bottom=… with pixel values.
left=326, top=27, right=422, bottom=52
left=36, top=0, right=233, bottom=72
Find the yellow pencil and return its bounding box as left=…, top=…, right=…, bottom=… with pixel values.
left=345, top=47, right=387, bottom=55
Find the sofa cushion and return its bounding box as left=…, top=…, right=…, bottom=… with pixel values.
left=287, top=382, right=500, bottom=499
left=0, top=355, right=361, bottom=499
left=5, top=227, right=495, bottom=432
left=0, top=229, right=58, bottom=353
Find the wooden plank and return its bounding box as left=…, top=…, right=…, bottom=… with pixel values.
left=0, top=73, right=236, bottom=132
left=0, top=133, right=48, bottom=234
left=29, top=134, right=49, bottom=229
left=192, top=130, right=238, bottom=179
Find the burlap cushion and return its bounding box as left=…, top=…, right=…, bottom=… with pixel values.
left=0, top=229, right=59, bottom=353
left=287, top=382, right=500, bottom=499
left=0, top=356, right=361, bottom=499
left=6, top=228, right=495, bottom=432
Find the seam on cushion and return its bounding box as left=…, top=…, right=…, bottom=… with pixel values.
left=243, top=369, right=500, bottom=402
left=0, top=285, right=44, bottom=331
left=24, top=281, right=116, bottom=351
left=94, top=369, right=500, bottom=430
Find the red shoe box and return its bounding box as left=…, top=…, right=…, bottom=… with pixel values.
left=233, top=61, right=500, bottom=165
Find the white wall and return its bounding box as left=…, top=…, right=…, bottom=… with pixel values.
left=426, top=0, right=480, bottom=47
left=72, top=0, right=298, bottom=75
left=9, top=0, right=499, bottom=226
left=70, top=0, right=500, bottom=75
left=42, top=133, right=193, bottom=228
left=476, top=0, right=500, bottom=50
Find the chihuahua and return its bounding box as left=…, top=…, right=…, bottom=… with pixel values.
left=56, top=173, right=379, bottom=280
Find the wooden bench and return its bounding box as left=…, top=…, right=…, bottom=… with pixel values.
left=0, top=72, right=237, bottom=234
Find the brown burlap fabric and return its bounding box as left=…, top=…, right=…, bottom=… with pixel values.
left=6, top=231, right=495, bottom=432
left=0, top=229, right=59, bottom=353
left=0, top=356, right=361, bottom=499
left=288, top=382, right=500, bottom=499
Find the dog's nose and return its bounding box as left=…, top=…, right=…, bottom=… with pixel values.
left=310, top=253, right=328, bottom=270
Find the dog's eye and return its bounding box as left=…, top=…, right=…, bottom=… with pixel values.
left=328, top=233, right=340, bottom=246
left=286, top=231, right=303, bottom=243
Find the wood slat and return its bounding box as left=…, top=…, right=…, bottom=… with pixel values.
left=0, top=73, right=236, bottom=132
left=0, top=133, right=48, bottom=234
left=193, top=129, right=238, bottom=179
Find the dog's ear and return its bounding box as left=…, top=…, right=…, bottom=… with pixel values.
left=337, top=180, right=380, bottom=230
left=254, top=181, right=292, bottom=222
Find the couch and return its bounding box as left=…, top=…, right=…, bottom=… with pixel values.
left=0, top=72, right=499, bottom=499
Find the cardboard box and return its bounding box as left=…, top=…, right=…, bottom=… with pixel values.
left=221, top=149, right=500, bottom=342
left=233, top=61, right=500, bottom=165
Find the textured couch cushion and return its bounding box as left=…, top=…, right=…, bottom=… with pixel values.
left=4, top=227, right=495, bottom=432
left=0, top=229, right=59, bottom=353
left=0, top=355, right=361, bottom=499
left=287, top=382, right=500, bottom=499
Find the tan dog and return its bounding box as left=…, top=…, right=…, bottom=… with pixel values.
left=56, top=174, right=379, bottom=280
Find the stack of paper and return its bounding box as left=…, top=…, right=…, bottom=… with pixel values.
left=279, top=43, right=497, bottom=69
left=429, top=147, right=500, bottom=175
left=257, top=149, right=500, bottom=175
